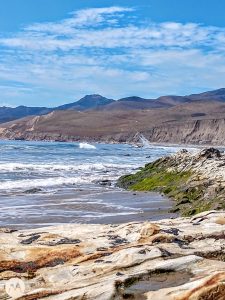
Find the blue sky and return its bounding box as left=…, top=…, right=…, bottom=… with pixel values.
left=0, top=0, right=225, bottom=107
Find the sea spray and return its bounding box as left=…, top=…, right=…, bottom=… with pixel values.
left=79, top=143, right=96, bottom=149
left=139, top=134, right=152, bottom=148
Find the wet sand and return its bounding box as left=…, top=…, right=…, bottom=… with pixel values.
left=0, top=187, right=177, bottom=229
left=88, top=190, right=177, bottom=224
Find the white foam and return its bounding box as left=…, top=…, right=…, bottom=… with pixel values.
left=82, top=211, right=138, bottom=218
left=79, top=143, right=96, bottom=149
left=0, top=175, right=113, bottom=191
left=0, top=162, right=135, bottom=173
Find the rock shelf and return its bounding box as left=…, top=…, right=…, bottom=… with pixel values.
left=0, top=211, right=225, bottom=299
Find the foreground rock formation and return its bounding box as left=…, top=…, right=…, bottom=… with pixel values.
left=118, top=148, right=225, bottom=216
left=0, top=211, right=225, bottom=299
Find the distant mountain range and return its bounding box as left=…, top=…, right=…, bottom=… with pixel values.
left=1, top=88, right=225, bottom=124
left=1, top=88, right=225, bottom=146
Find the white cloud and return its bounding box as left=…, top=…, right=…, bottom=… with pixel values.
left=0, top=6, right=225, bottom=105
left=25, top=6, right=133, bottom=34
left=1, top=22, right=225, bottom=52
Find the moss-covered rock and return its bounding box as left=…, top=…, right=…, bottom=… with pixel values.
left=117, top=148, right=225, bottom=216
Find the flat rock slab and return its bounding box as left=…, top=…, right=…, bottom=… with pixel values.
left=0, top=211, right=225, bottom=299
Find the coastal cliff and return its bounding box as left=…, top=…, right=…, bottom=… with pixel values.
left=1, top=116, right=225, bottom=146
left=0, top=211, right=225, bottom=299
left=143, top=118, right=225, bottom=146
left=1, top=100, right=225, bottom=145
left=118, top=148, right=225, bottom=216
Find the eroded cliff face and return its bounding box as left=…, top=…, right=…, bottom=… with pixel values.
left=144, top=118, right=225, bottom=145
left=1, top=117, right=225, bottom=146
left=0, top=211, right=225, bottom=299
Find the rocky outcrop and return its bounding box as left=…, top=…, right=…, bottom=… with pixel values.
left=0, top=211, right=225, bottom=299
left=118, top=148, right=225, bottom=216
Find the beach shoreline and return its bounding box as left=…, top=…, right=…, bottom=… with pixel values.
left=0, top=189, right=177, bottom=230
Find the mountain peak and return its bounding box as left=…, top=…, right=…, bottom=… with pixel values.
left=118, top=96, right=148, bottom=102
left=82, top=94, right=104, bottom=98
left=78, top=94, right=110, bottom=103
left=56, top=94, right=115, bottom=111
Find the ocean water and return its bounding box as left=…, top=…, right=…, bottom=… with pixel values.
left=0, top=140, right=188, bottom=228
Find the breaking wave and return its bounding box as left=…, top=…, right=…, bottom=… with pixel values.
left=0, top=162, right=135, bottom=173
left=0, top=161, right=138, bottom=192
left=0, top=140, right=187, bottom=195
left=0, top=175, right=115, bottom=191
left=79, top=143, right=96, bottom=149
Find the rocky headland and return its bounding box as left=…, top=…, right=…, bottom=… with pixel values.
left=0, top=211, right=225, bottom=299
left=118, top=148, right=225, bottom=216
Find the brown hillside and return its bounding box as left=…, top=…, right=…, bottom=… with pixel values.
left=0, top=100, right=225, bottom=145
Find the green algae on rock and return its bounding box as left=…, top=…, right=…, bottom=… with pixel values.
left=117, top=148, right=225, bottom=216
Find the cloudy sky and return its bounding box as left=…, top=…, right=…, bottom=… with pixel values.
left=0, top=0, right=225, bottom=107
